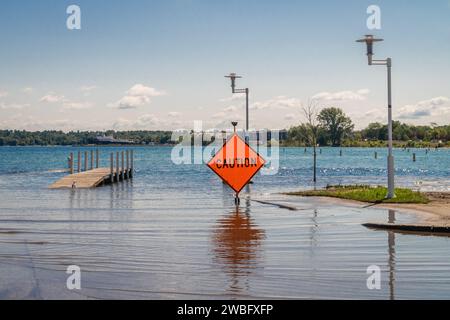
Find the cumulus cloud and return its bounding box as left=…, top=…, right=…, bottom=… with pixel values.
left=168, top=111, right=182, bottom=117
left=112, top=114, right=162, bottom=130
left=0, top=102, right=31, bottom=110
left=0, top=116, right=95, bottom=132
left=284, top=113, right=296, bottom=120
left=112, top=84, right=166, bottom=109
left=224, top=105, right=238, bottom=112
left=397, top=96, right=450, bottom=119
left=80, top=85, right=97, bottom=92
left=62, top=101, right=94, bottom=110
left=219, top=94, right=245, bottom=102
left=23, top=87, right=34, bottom=94
left=40, top=94, right=65, bottom=103
left=251, top=96, right=302, bottom=110
left=312, top=89, right=370, bottom=102
left=212, top=104, right=241, bottom=119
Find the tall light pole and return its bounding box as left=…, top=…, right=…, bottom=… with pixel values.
left=225, top=73, right=250, bottom=137
left=356, top=35, right=395, bottom=199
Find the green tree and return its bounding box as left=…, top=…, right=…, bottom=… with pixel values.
left=317, top=107, right=354, bottom=146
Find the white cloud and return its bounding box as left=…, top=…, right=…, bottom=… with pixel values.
left=112, top=114, right=162, bottom=130
left=39, top=92, right=93, bottom=111
left=168, top=111, right=182, bottom=117
left=112, top=84, right=166, bottom=109
left=312, top=89, right=370, bottom=102
left=219, top=94, right=245, bottom=102
left=212, top=104, right=241, bottom=119
left=212, top=111, right=226, bottom=119
left=251, top=96, right=302, bottom=110
left=23, top=87, right=34, bottom=94
left=224, top=105, right=238, bottom=112
left=40, top=94, right=65, bottom=103
left=284, top=113, right=296, bottom=120
left=62, top=101, right=93, bottom=110
left=80, top=85, right=97, bottom=92
left=0, top=91, right=9, bottom=98
left=0, top=102, right=31, bottom=110
left=128, top=84, right=165, bottom=97
left=397, top=96, right=450, bottom=119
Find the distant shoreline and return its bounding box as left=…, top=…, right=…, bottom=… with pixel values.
left=0, top=144, right=449, bottom=149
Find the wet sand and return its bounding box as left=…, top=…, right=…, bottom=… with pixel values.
left=304, top=192, right=450, bottom=227
left=374, top=192, right=450, bottom=226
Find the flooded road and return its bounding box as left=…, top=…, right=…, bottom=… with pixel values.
left=0, top=147, right=449, bottom=299
left=1, top=184, right=449, bottom=299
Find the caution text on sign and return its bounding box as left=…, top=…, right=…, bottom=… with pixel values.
left=207, top=134, right=265, bottom=193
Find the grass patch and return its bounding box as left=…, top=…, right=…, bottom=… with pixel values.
left=285, top=185, right=429, bottom=204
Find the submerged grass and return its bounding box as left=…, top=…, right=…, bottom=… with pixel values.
left=285, top=185, right=430, bottom=204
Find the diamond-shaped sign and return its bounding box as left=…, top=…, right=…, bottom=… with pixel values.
left=207, top=134, right=265, bottom=194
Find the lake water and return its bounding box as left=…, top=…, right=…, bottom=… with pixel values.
left=0, top=146, right=449, bottom=299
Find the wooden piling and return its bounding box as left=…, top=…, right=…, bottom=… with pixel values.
left=413, top=153, right=416, bottom=162
left=130, top=150, right=134, bottom=177
left=110, top=153, right=114, bottom=182
left=121, top=151, right=125, bottom=180
left=340, top=150, right=342, bottom=156
left=116, top=152, right=120, bottom=182
left=69, top=152, right=74, bottom=174
left=126, top=150, right=129, bottom=179
left=374, top=151, right=378, bottom=159
left=52, top=149, right=136, bottom=189
left=77, top=151, right=81, bottom=173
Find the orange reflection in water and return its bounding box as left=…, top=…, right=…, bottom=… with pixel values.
left=212, top=206, right=265, bottom=293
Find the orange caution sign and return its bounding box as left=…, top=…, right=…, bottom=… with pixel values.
left=207, top=134, right=265, bottom=194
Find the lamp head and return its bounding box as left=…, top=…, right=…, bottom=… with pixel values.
left=356, top=35, right=383, bottom=65
left=225, top=73, right=242, bottom=92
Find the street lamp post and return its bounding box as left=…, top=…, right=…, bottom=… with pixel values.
left=356, top=35, right=395, bottom=199
left=225, top=73, right=250, bottom=138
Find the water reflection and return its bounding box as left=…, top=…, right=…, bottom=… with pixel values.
left=212, top=201, right=265, bottom=295
left=387, top=209, right=396, bottom=300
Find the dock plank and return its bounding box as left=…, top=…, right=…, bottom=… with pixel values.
left=49, top=168, right=128, bottom=189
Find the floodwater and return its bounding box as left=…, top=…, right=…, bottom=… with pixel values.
left=0, top=146, right=449, bottom=299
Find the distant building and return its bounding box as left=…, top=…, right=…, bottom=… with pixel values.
left=95, top=135, right=134, bottom=145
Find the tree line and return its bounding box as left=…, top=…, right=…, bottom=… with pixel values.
left=0, top=130, right=173, bottom=146
left=285, top=107, right=450, bottom=148
left=0, top=107, right=449, bottom=147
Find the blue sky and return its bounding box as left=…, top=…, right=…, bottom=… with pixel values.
left=0, top=0, right=449, bottom=131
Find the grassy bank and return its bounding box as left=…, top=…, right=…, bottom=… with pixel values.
left=285, top=185, right=430, bottom=204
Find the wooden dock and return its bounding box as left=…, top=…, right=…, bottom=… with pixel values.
left=49, top=149, right=134, bottom=189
